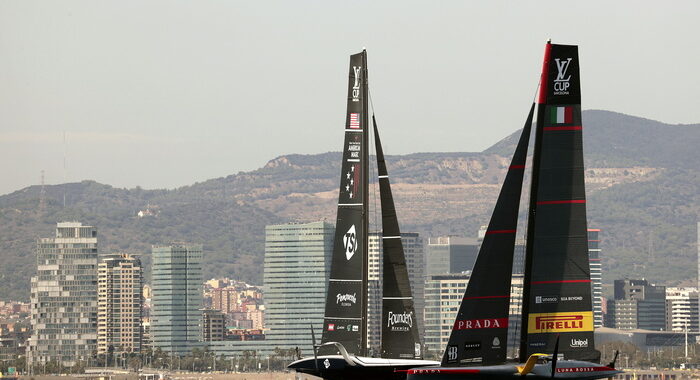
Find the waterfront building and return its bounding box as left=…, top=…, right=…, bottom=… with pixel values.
left=263, top=221, right=334, bottom=350
left=151, top=244, right=203, bottom=355
left=423, top=273, right=469, bottom=355
left=607, top=279, right=666, bottom=331
left=28, top=222, right=98, bottom=367
left=665, top=287, right=699, bottom=333
left=97, top=254, right=143, bottom=354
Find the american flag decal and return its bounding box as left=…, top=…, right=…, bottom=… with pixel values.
left=349, top=113, right=360, bottom=129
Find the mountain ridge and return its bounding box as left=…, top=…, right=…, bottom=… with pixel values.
left=1, top=109, right=699, bottom=300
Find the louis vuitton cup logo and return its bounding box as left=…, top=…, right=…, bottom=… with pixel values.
left=352, top=66, right=362, bottom=102
left=344, top=225, right=357, bottom=260
left=553, top=58, right=573, bottom=95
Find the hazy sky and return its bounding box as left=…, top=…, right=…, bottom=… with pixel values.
left=1, top=1, right=698, bottom=195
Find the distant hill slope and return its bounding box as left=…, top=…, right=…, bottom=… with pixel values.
left=1, top=110, right=699, bottom=300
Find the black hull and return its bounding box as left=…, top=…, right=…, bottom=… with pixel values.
left=407, top=360, right=620, bottom=380
left=289, top=356, right=439, bottom=380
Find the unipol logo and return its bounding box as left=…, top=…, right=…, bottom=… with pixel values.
left=352, top=66, right=362, bottom=102
left=553, top=58, right=573, bottom=95
left=344, top=225, right=357, bottom=260
left=570, top=338, right=588, bottom=348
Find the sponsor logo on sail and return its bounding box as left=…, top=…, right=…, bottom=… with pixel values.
left=352, top=66, right=362, bottom=102
left=528, top=311, right=594, bottom=334
left=352, top=325, right=359, bottom=332
left=561, top=296, right=584, bottom=302
left=327, top=323, right=335, bottom=331
left=553, top=58, right=573, bottom=95
left=336, top=293, right=357, bottom=306
left=535, top=295, right=558, bottom=304
left=344, top=225, right=357, bottom=260
left=323, top=358, right=331, bottom=369
left=415, top=343, right=421, bottom=358
left=446, top=345, right=458, bottom=362
left=387, top=311, right=413, bottom=331
left=349, top=113, right=360, bottom=129
left=492, top=337, right=501, bottom=348
left=460, top=357, right=483, bottom=364
left=464, top=342, right=481, bottom=351
left=570, top=338, right=588, bottom=348
left=453, top=318, right=508, bottom=330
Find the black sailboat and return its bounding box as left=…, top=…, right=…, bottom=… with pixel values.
left=288, top=50, right=438, bottom=380
left=406, top=41, right=621, bottom=380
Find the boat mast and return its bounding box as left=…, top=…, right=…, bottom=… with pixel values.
left=519, top=40, right=551, bottom=363
left=361, top=49, right=369, bottom=357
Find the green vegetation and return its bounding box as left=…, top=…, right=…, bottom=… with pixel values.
left=1, top=110, right=699, bottom=300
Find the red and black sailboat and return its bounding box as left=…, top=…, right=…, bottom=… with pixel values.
left=288, top=50, right=438, bottom=380
left=406, top=41, right=621, bottom=380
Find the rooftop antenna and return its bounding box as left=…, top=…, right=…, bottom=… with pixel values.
left=63, top=131, right=66, bottom=208
left=39, top=170, right=46, bottom=215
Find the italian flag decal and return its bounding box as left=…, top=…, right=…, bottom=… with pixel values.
left=550, top=106, right=573, bottom=124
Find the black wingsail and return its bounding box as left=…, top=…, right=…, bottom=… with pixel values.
left=441, top=104, right=534, bottom=367
left=320, top=51, right=369, bottom=356
left=519, top=42, right=599, bottom=362
left=373, top=117, right=422, bottom=360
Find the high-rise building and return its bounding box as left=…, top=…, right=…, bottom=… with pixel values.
left=28, top=222, right=98, bottom=367
left=665, top=287, right=699, bottom=333
left=588, top=229, right=604, bottom=327
left=263, top=221, right=333, bottom=349
left=212, top=287, right=240, bottom=314
left=423, top=273, right=469, bottom=355
left=425, top=237, right=479, bottom=276
left=151, top=244, right=203, bottom=355
left=366, top=232, right=425, bottom=353
left=607, top=279, right=666, bottom=330
left=202, top=309, right=226, bottom=341
left=97, top=254, right=143, bottom=355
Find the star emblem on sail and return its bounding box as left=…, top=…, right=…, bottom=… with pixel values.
left=344, top=224, right=357, bottom=260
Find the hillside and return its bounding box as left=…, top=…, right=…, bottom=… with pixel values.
left=1, top=110, right=699, bottom=300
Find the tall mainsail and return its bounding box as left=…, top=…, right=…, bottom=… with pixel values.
left=520, top=42, right=599, bottom=362
left=373, top=117, right=422, bottom=360
left=441, top=105, right=534, bottom=367
left=321, top=51, right=369, bottom=356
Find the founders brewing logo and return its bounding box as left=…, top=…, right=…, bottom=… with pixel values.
left=553, top=58, right=573, bottom=95
left=336, top=293, right=357, bottom=307
left=387, top=311, right=414, bottom=331
left=344, top=225, right=357, bottom=260
left=352, top=66, right=362, bottom=102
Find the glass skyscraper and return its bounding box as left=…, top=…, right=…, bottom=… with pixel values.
left=263, top=221, right=333, bottom=351
left=151, top=244, right=203, bottom=355
left=28, top=222, right=98, bottom=367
